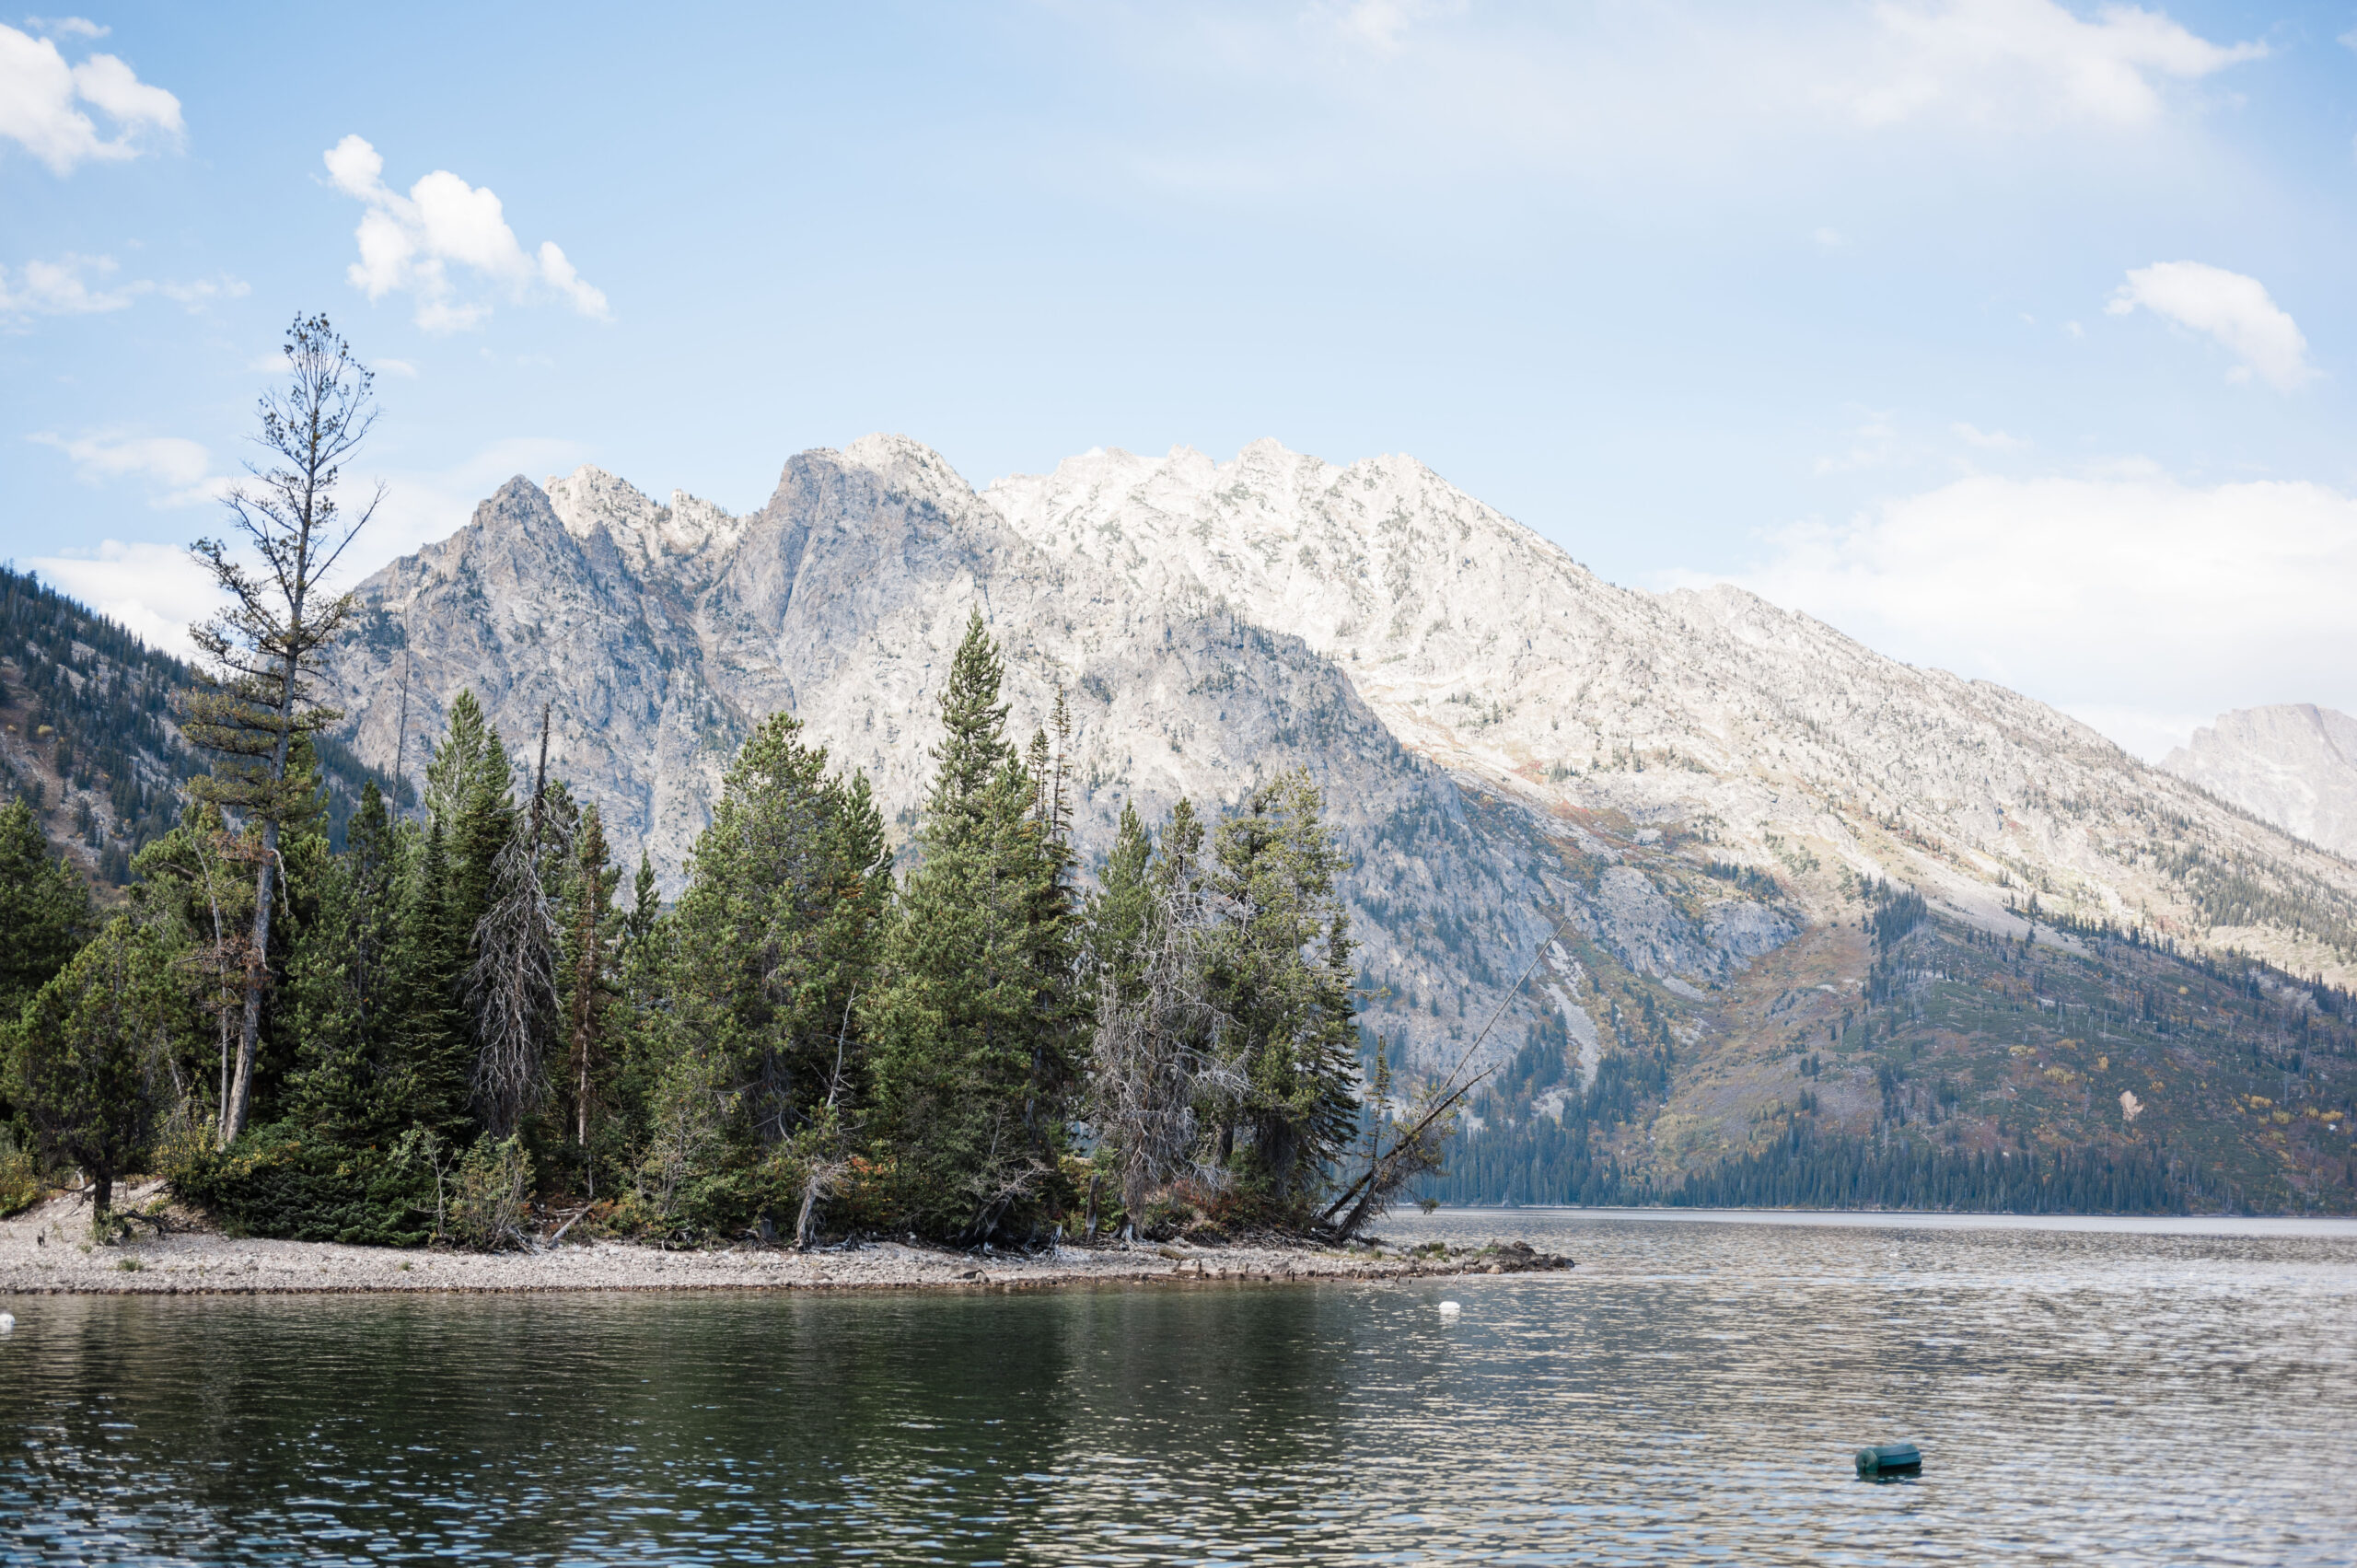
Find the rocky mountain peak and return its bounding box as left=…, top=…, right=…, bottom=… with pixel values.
left=833, top=433, right=978, bottom=514
left=2165, top=704, right=2357, bottom=862
left=544, top=464, right=742, bottom=567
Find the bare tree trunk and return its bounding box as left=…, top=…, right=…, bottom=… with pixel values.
left=390, top=650, right=412, bottom=823
left=221, top=830, right=274, bottom=1147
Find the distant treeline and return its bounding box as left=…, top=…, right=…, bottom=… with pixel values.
left=1416, top=1116, right=2221, bottom=1214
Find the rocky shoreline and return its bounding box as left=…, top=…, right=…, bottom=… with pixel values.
left=0, top=1185, right=1573, bottom=1298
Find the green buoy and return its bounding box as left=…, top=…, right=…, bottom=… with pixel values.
left=1855, top=1443, right=1922, bottom=1478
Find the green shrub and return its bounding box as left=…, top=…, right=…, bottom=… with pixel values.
left=168, top=1121, right=435, bottom=1247
left=448, top=1135, right=533, bottom=1249
left=0, top=1130, right=44, bottom=1217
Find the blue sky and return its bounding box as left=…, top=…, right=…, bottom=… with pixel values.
left=5, top=1, right=2353, bottom=759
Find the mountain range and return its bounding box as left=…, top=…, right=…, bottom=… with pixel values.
left=300, top=435, right=2355, bottom=1209
left=16, top=437, right=2349, bottom=1209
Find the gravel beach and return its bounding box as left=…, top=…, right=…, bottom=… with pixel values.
left=0, top=1183, right=1571, bottom=1296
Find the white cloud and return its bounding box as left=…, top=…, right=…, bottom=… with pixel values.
left=1678, top=471, right=2357, bottom=759
left=324, top=134, right=611, bottom=332
left=1951, top=421, right=2026, bottom=450
left=1812, top=226, right=1847, bottom=249
left=157, top=274, right=250, bottom=310
left=1847, top=0, right=2265, bottom=129
left=29, top=429, right=230, bottom=506
left=24, top=540, right=222, bottom=660
left=25, top=17, right=109, bottom=39
left=2105, top=261, right=2314, bottom=390
left=373, top=357, right=419, bottom=378
left=0, top=21, right=180, bottom=173
left=0, top=251, right=145, bottom=318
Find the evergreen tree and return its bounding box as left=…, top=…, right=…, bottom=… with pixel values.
left=400, top=818, right=474, bottom=1139
left=9, top=916, right=170, bottom=1233
left=644, top=716, right=886, bottom=1235
left=1089, top=800, right=1155, bottom=996
left=245, top=738, right=335, bottom=1130
left=289, top=783, right=418, bottom=1144
left=601, top=848, right=670, bottom=1184
left=560, top=803, right=621, bottom=1159
left=1208, top=770, right=1359, bottom=1211
left=869, top=611, right=1085, bottom=1241
left=625, top=849, right=661, bottom=947
left=0, top=797, right=95, bottom=1028
left=424, top=690, right=514, bottom=944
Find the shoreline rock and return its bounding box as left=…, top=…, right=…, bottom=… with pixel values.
left=0, top=1187, right=1573, bottom=1299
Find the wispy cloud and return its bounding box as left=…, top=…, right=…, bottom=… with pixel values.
left=2106, top=261, right=2314, bottom=390
left=1951, top=421, right=2026, bottom=450
left=1844, top=0, right=2266, bottom=130
left=24, top=17, right=110, bottom=40
left=1671, top=469, right=2357, bottom=758
left=0, top=251, right=143, bottom=318
left=2, top=255, right=250, bottom=327
left=29, top=429, right=230, bottom=506
left=0, top=20, right=181, bottom=173
left=324, top=135, right=610, bottom=332
left=157, top=274, right=250, bottom=310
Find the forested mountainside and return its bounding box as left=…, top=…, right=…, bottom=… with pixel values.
left=316, top=436, right=2357, bottom=1212
left=1426, top=890, right=2357, bottom=1213
left=2165, top=704, right=2357, bottom=863
left=0, top=565, right=390, bottom=883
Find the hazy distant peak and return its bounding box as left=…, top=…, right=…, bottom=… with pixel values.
left=2165, top=704, right=2357, bottom=860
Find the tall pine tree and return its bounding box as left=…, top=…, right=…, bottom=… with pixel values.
left=1208, top=770, right=1359, bottom=1214
left=289, top=783, right=421, bottom=1144
left=869, top=611, right=1084, bottom=1241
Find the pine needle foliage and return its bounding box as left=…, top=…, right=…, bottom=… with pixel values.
left=869, top=611, right=1086, bottom=1242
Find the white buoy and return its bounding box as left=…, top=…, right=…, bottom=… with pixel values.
left=0, top=1311, right=15, bottom=1332
left=1437, top=1300, right=1461, bottom=1316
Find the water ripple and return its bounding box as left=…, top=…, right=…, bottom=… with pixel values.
left=1, top=1213, right=2352, bottom=1564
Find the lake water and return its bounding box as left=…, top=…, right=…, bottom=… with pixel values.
left=4, top=1208, right=2354, bottom=1565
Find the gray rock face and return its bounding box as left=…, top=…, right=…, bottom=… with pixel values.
left=2164, top=705, right=2357, bottom=863
left=332, top=439, right=1596, bottom=1072
left=324, top=436, right=2357, bottom=1087
left=985, top=441, right=2357, bottom=977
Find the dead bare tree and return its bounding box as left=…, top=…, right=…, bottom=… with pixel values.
left=1318, top=912, right=1577, bottom=1239
left=181, top=315, right=381, bottom=1147
left=468, top=707, right=567, bottom=1138
left=1088, top=858, right=1240, bottom=1230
